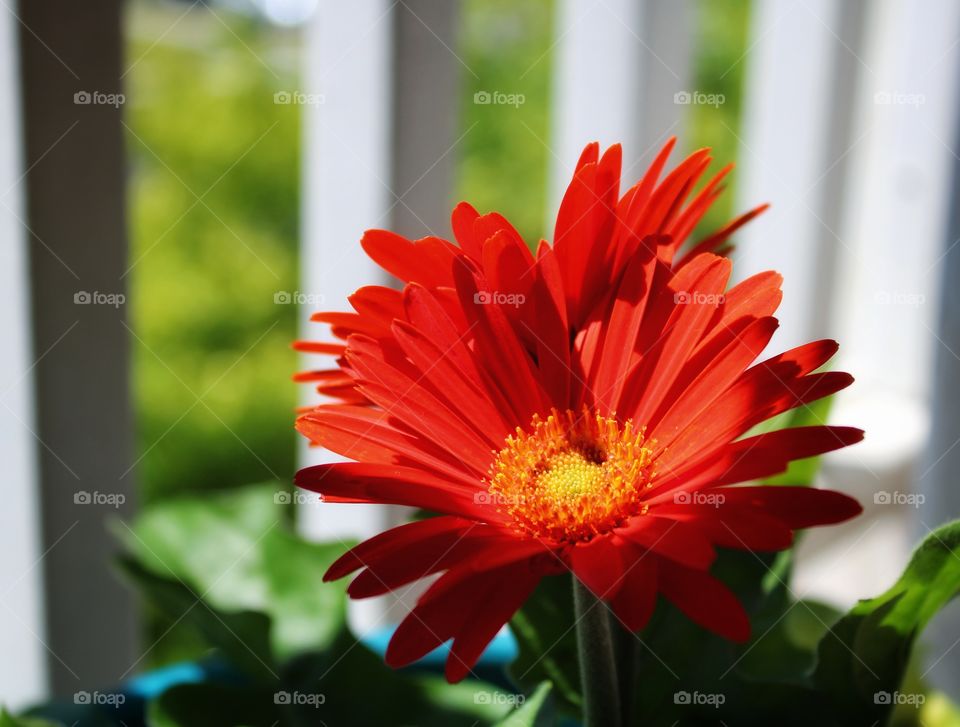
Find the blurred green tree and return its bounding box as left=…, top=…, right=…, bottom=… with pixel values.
left=127, top=5, right=301, bottom=505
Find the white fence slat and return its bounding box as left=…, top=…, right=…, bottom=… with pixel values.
left=0, top=2, right=47, bottom=708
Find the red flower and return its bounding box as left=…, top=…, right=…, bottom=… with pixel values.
left=294, top=139, right=862, bottom=683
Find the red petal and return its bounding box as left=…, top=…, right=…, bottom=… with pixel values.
left=553, top=145, right=622, bottom=325
left=592, top=246, right=657, bottom=411
left=295, top=462, right=493, bottom=522
left=658, top=562, right=751, bottom=642
left=292, top=340, right=345, bottom=355
left=700, top=270, right=783, bottom=337
left=570, top=535, right=625, bottom=599
left=611, top=138, right=677, bottom=271
left=453, top=259, right=550, bottom=422
left=676, top=203, right=771, bottom=268
left=641, top=148, right=712, bottom=240
left=660, top=341, right=850, bottom=469
left=648, top=316, right=780, bottom=445
left=348, top=285, right=405, bottom=323
left=480, top=229, right=538, bottom=349
left=451, top=202, right=482, bottom=259
left=626, top=254, right=732, bottom=425
left=325, top=516, right=473, bottom=581
left=386, top=559, right=542, bottom=681
left=618, top=516, right=716, bottom=569
left=391, top=319, right=512, bottom=447
left=402, top=284, right=519, bottom=424
left=653, top=425, right=864, bottom=494
left=532, top=243, right=572, bottom=406
left=575, top=141, right=600, bottom=170
left=445, top=561, right=542, bottom=682
left=654, top=503, right=794, bottom=551
left=296, top=405, right=481, bottom=484
left=311, top=310, right=386, bottom=339
left=665, top=163, right=733, bottom=248
left=715, top=486, right=863, bottom=529
left=348, top=531, right=547, bottom=598
left=360, top=229, right=460, bottom=288
left=345, top=336, right=495, bottom=472
left=609, top=541, right=658, bottom=632
left=473, top=211, right=526, bottom=252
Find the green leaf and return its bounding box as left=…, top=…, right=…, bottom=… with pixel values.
left=118, top=556, right=276, bottom=680
left=259, top=528, right=347, bottom=658
left=0, top=709, right=61, bottom=727
left=115, top=483, right=349, bottom=662
left=736, top=598, right=839, bottom=682
left=813, top=519, right=960, bottom=724
left=919, top=692, right=960, bottom=727
left=624, top=548, right=835, bottom=725
left=494, top=682, right=553, bottom=727
left=280, top=631, right=513, bottom=727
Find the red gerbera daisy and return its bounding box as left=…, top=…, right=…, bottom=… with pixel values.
left=294, top=139, right=863, bottom=683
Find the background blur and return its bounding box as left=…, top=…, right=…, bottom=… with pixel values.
left=4, top=0, right=960, bottom=712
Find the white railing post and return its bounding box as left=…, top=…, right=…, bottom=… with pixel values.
left=299, top=0, right=396, bottom=636
left=299, top=0, right=461, bottom=635
left=14, top=0, right=137, bottom=698
left=0, top=0, right=46, bottom=709
left=549, top=0, right=693, bottom=213
left=735, top=0, right=850, bottom=352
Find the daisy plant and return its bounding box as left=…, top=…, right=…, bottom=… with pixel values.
left=293, top=139, right=863, bottom=726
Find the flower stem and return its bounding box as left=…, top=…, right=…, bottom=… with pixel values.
left=572, top=576, right=622, bottom=727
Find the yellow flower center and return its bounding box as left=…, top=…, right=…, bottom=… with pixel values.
left=486, top=408, right=655, bottom=542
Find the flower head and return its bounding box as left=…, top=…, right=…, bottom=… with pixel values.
left=294, top=139, right=862, bottom=683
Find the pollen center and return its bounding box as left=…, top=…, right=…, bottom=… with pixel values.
left=486, top=408, right=655, bottom=542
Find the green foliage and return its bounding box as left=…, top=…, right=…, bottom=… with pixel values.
left=0, top=710, right=60, bottom=727
left=814, top=520, right=960, bottom=724
left=494, top=682, right=553, bottom=727
left=114, top=483, right=530, bottom=726
left=116, top=484, right=345, bottom=661
left=510, top=520, right=960, bottom=726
